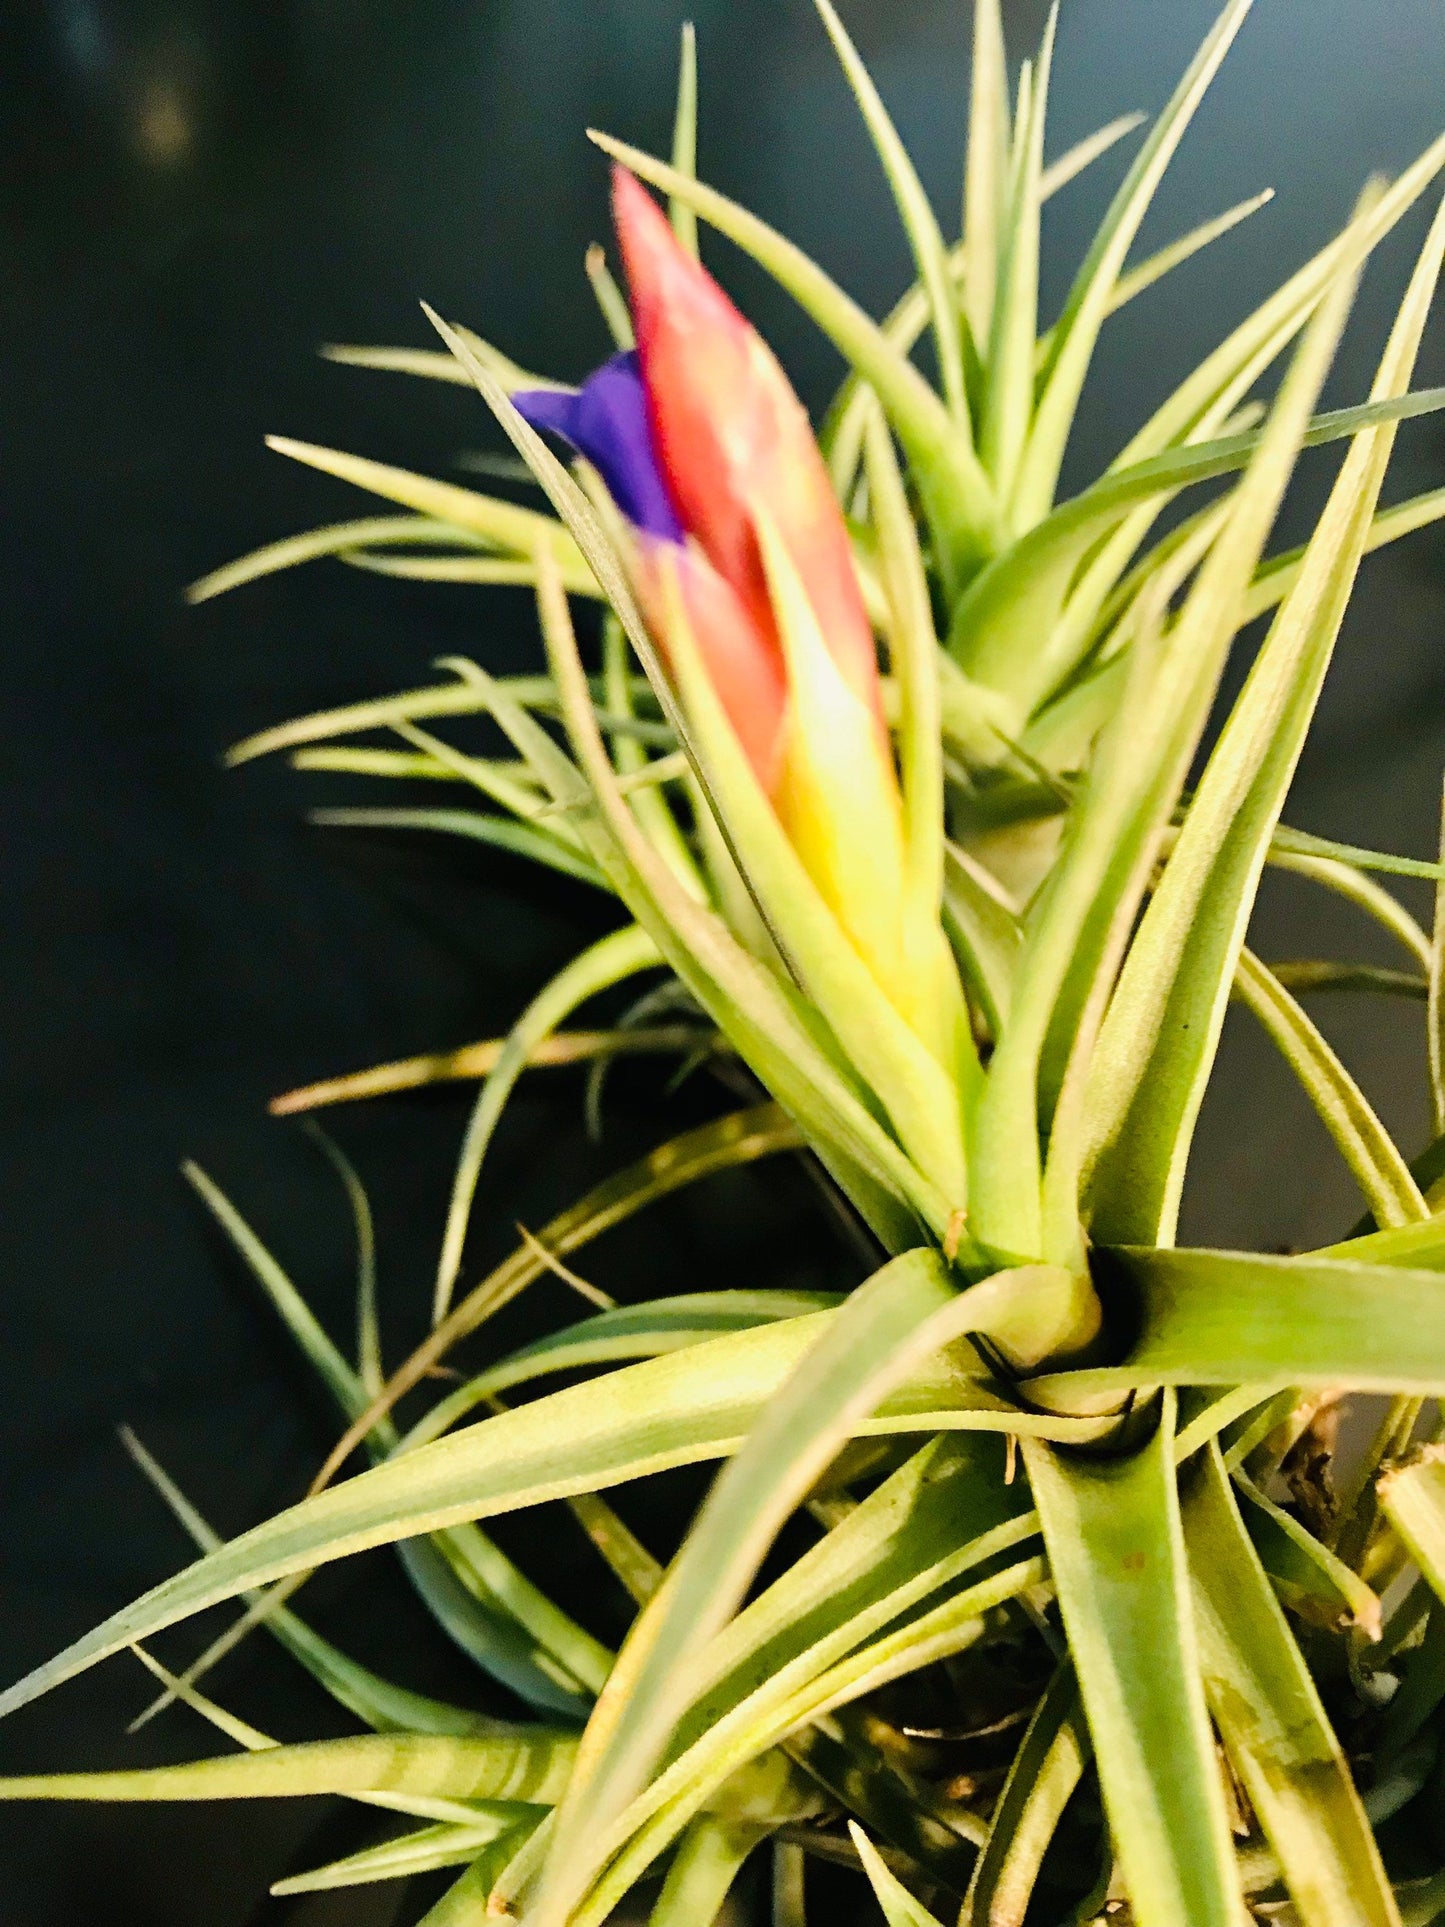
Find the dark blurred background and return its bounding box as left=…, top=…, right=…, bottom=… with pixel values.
left=3, top=0, right=1445, bottom=1919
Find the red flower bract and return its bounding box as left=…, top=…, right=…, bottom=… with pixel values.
left=611, top=165, right=884, bottom=738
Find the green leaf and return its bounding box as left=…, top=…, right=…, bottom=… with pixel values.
left=962, top=1663, right=1089, bottom=1927
left=235, top=674, right=674, bottom=770
left=309, top=806, right=608, bottom=890
left=975, top=266, right=1360, bottom=1257
left=663, top=1433, right=1034, bottom=1766
left=268, top=1024, right=704, bottom=1118
left=585, top=131, right=996, bottom=584
left=535, top=1256, right=1096, bottom=1927
left=941, top=842, right=1022, bottom=1040
left=1038, top=112, right=1145, bottom=202
left=1231, top=1468, right=1382, bottom=1638
left=579, top=1559, right=1043, bottom=1927
left=291, top=746, right=466, bottom=778
left=961, top=0, right=1010, bottom=354
left=317, top=1104, right=804, bottom=1481
left=412, top=1817, right=551, bottom=1926
left=1261, top=846, right=1431, bottom=966
left=400, top=1291, right=845, bottom=1451
left=573, top=1443, right=1036, bottom=1904
left=1230, top=950, right=1426, bottom=1229
left=272, top=1812, right=540, bottom=1896
left=1016, top=0, right=1257, bottom=526
left=1379, top=1447, right=1445, bottom=1613
left=648, top=1815, right=772, bottom=1927
left=1181, top=1442, right=1399, bottom=1927
left=850, top=1821, right=947, bottom=1926
left=0, top=1731, right=578, bottom=1806
left=957, top=187, right=1445, bottom=712
left=120, top=1429, right=494, bottom=1738
left=1030, top=1245, right=1445, bottom=1407
left=1104, top=189, right=1276, bottom=323
left=338, top=549, right=545, bottom=587
left=224, top=671, right=527, bottom=768
left=566, top=1490, right=664, bottom=1609
left=863, top=412, right=946, bottom=936
left=1262, top=962, right=1425, bottom=999
left=1038, top=265, right=1377, bottom=1258
left=1022, top=1400, right=1246, bottom=1927
left=532, top=1251, right=963, bottom=1924
left=812, top=0, right=969, bottom=435
left=586, top=243, right=635, bottom=348
left=1113, top=128, right=1445, bottom=487
left=187, top=516, right=494, bottom=604
left=321, top=332, right=564, bottom=391
left=181, top=1161, right=607, bottom=1712
left=264, top=438, right=595, bottom=583
left=669, top=23, right=699, bottom=259
left=952, top=385, right=1445, bottom=715
left=823, top=114, right=1147, bottom=506
left=982, top=14, right=1055, bottom=509
left=432, top=923, right=660, bottom=1323
left=0, top=1282, right=1073, bottom=1724
left=1244, top=483, right=1445, bottom=631
left=1079, top=192, right=1445, bottom=1245
left=967, top=1657, right=1094, bottom=1927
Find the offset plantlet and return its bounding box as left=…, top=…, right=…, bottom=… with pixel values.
left=11, top=3, right=1445, bottom=1924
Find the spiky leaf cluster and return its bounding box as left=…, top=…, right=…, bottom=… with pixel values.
left=11, top=6, right=1445, bottom=1926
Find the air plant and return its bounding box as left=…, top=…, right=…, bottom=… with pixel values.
left=11, top=1, right=1445, bottom=1922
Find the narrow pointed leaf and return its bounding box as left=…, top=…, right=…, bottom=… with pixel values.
left=851, top=1822, right=947, bottom=1925
left=1230, top=950, right=1426, bottom=1229
left=813, top=0, right=968, bottom=432
left=264, top=438, right=593, bottom=581
left=962, top=1662, right=1089, bottom=1927
left=187, top=517, right=491, bottom=604
left=1081, top=198, right=1445, bottom=1242
left=1182, top=1442, right=1399, bottom=1927
left=1022, top=1403, right=1246, bottom=1927
left=122, top=1430, right=494, bottom=1738
left=0, top=1732, right=578, bottom=1806
left=1038, top=112, right=1144, bottom=202
left=432, top=924, right=660, bottom=1323
left=310, top=806, right=607, bottom=889
left=961, top=0, right=1010, bottom=351
left=1017, top=0, right=1257, bottom=524
left=272, top=1812, right=539, bottom=1895
left=669, top=23, right=699, bottom=257
left=986, top=15, right=1055, bottom=509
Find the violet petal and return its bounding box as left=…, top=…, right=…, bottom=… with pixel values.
left=514, top=351, right=683, bottom=541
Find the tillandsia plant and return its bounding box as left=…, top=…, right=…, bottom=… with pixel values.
left=17, top=0, right=1445, bottom=1921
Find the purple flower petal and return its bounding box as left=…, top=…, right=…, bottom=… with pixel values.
left=514, top=351, right=684, bottom=541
